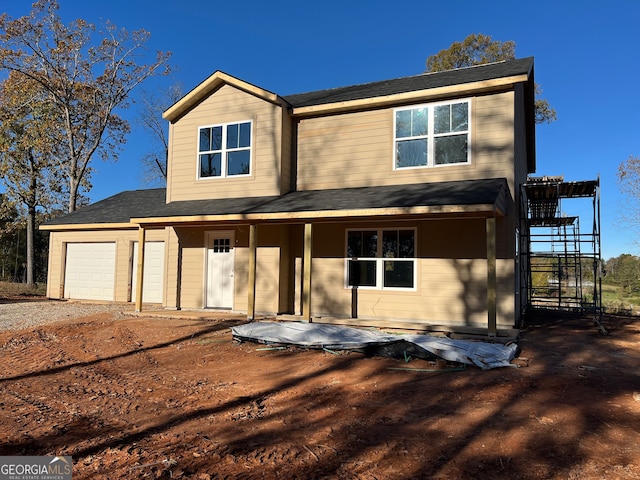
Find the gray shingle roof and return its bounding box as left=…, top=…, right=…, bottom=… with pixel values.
left=43, top=178, right=508, bottom=227
left=283, top=58, right=533, bottom=108
left=43, top=188, right=168, bottom=225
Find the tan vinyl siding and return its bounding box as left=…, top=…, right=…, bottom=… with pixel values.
left=297, top=109, right=391, bottom=190
left=172, top=225, right=287, bottom=313
left=280, top=112, right=293, bottom=194
left=306, top=219, right=515, bottom=328
left=255, top=247, right=280, bottom=313
left=512, top=84, right=530, bottom=321
left=308, top=257, right=513, bottom=328
left=167, top=84, right=286, bottom=201
left=164, top=227, right=180, bottom=308
left=473, top=92, right=516, bottom=195
left=296, top=92, right=516, bottom=192
left=513, top=83, right=531, bottom=203
left=234, top=247, right=280, bottom=314
left=174, top=227, right=207, bottom=308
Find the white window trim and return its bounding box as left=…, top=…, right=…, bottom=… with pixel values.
left=393, top=99, right=471, bottom=170
left=196, top=120, right=253, bottom=180
left=344, top=227, right=418, bottom=291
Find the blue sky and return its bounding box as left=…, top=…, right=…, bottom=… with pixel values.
left=3, top=0, right=639, bottom=259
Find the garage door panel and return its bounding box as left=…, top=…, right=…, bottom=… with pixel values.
left=132, top=242, right=165, bottom=304
left=65, top=243, right=116, bottom=301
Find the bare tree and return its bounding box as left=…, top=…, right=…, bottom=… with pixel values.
left=618, top=155, right=640, bottom=246
left=137, top=83, right=183, bottom=187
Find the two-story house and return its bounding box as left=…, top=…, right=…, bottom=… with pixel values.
left=42, top=57, right=536, bottom=334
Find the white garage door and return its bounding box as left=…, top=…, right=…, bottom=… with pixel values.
left=64, top=243, right=116, bottom=301
left=132, top=242, right=165, bottom=304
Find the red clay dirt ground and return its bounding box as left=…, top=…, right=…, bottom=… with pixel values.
left=0, top=304, right=639, bottom=479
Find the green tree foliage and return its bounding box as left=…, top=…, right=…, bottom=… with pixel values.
left=0, top=0, right=172, bottom=212
left=0, top=205, right=50, bottom=283
left=425, top=33, right=557, bottom=125
left=604, top=254, right=640, bottom=294
left=0, top=72, right=63, bottom=285
left=0, top=196, right=20, bottom=279
left=426, top=34, right=516, bottom=71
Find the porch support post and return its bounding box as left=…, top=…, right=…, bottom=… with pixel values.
left=486, top=216, right=497, bottom=336
left=135, top=226, right=146, bottom=313
left=302, top=223, right=313, bottom=322
left=247, top=224, right=258, bottom=321
left=59, top=242, right=68, bottom=299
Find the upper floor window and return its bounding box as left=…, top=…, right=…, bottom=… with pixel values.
left=198, top=121, right=252, bottom=178
left=394, top=100, right=470, bottom=169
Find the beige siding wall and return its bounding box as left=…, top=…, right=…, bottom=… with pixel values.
left=474, top=92, right=517, bottom=196
left=173, top=227, right=207, bottom=308
left=164, top=227, right=180, bottom=308
left=314, top=258, right=512, bottom=327
left=513, top=83, right=533, bottom=319
left=306, top=220, right=515, bottom=328
left=235, top=246, right=281, bottom=314
left=173, top=225, right=287, bottom=313
left=296, top=92, right=517, bottom=197
left=280, top=112, right=293, bottom=194
left=514, top=83, right=533, bottom=193
left=167, top=84, right=287, bottom=201
left=47, top=216, right=516, bottom=327
left=46, top=228, right=167, bottom=302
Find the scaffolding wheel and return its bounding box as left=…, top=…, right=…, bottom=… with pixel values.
left=595, top=321, right=609, bottom=336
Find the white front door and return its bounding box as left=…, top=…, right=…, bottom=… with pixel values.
left=206, top=232, right=235, bottom=308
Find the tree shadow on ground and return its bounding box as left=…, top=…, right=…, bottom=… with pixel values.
left=0, top=313, right=638, bottom=479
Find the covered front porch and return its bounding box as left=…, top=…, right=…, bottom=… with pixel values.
left=131, top=179, right=515, bottom=337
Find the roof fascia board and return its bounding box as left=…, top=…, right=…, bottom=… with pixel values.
left=291, top=74, right=529, bottom=117
left=163, top=71, right=288, bottom=122
left=131, top=204, right=503, bottom=226
left=39, top=223, right=137, bottom=231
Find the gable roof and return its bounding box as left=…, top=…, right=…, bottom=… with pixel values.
left=41, top=178, right=510, bottom=230
left=164, top=57, right=534, bottom=120
left=163, top=71, right=287, bottom=122
left=163, top=58, right=536, bottom=171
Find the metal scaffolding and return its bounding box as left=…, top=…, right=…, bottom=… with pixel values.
left=520, top=176, right=606, bottom=333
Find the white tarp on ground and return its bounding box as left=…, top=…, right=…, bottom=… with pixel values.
left=231, top=322, right=518, bottom=370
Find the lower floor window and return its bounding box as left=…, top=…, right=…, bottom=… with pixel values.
left=346, top=228, right=416, bottom=289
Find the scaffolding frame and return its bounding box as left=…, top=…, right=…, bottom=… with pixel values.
left=520, top=176, right=606, bottom=333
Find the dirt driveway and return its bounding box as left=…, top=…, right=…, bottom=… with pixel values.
left=0, top=304, right=638, bottom=479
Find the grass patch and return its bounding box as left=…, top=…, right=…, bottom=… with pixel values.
left=0, top=281, right=47, bottom=298
left=601, top=282, right=640, bottom=315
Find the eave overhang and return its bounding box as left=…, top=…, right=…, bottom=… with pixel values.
left=291, top=74, right=530, bottom=118
left=39, top=222, right=137, bottom=232
left=130, top=203, right=505, bottom=228
left=40, top=179, right=511, bottom=232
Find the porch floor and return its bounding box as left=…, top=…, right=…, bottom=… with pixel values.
left=125, top=308, right=519, bottom=343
